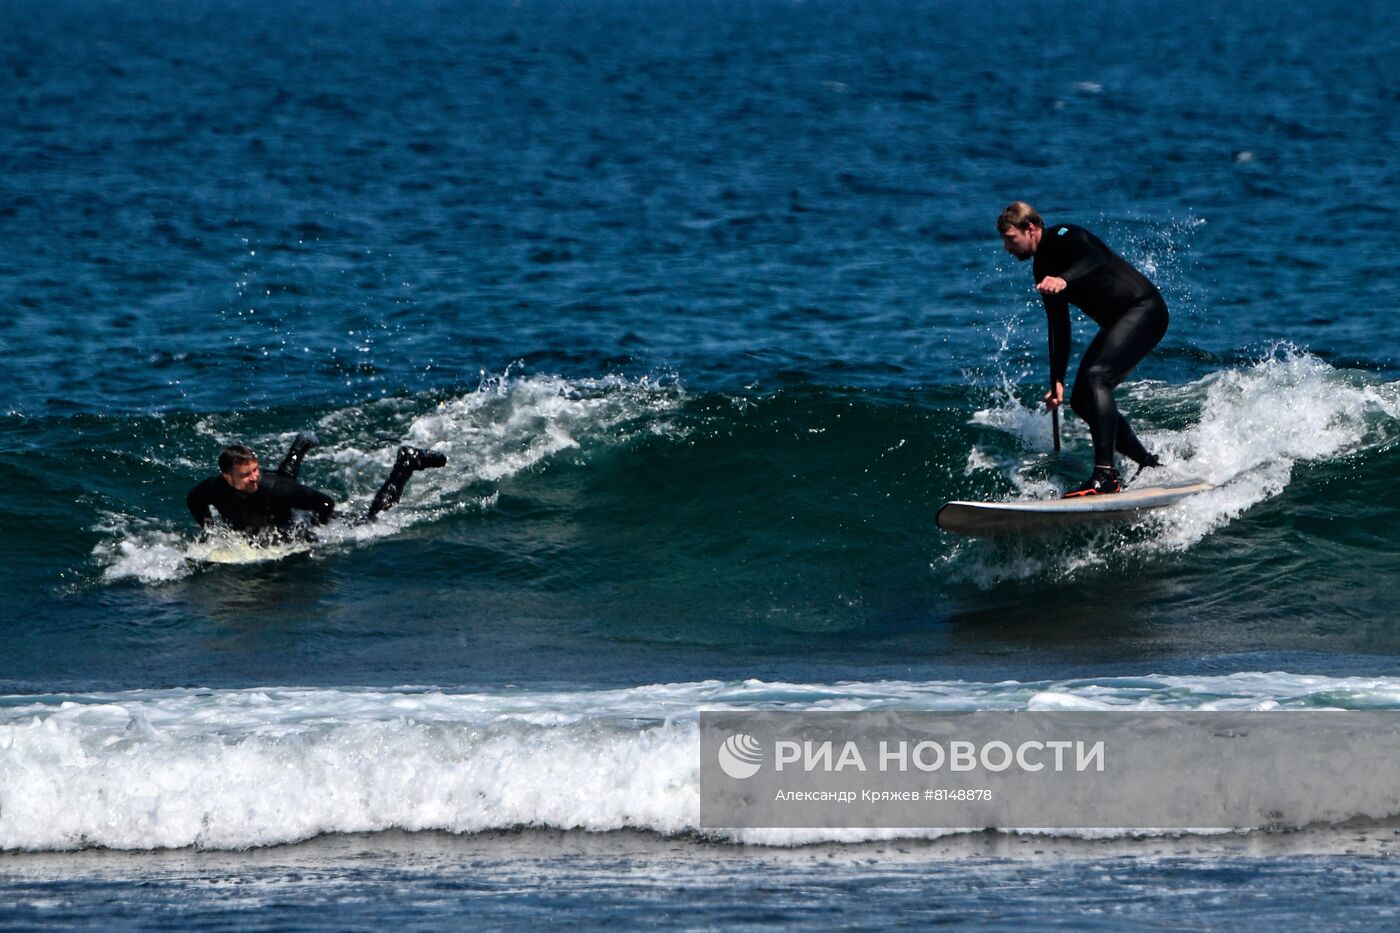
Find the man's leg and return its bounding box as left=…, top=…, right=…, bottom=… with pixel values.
left=275, top=433, right=318, bottom=479
left=1065, top=299, right=1168, bottom=496
left=1070, top=299, right=1168, bottom=467
left=367, top=446, right=448, bottom=520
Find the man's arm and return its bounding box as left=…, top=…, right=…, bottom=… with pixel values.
left=186, top=479, right=214, bottom=527
left=282, top=480, right=336, bottom=524
left=1056, top=226, right=1110, bottom=285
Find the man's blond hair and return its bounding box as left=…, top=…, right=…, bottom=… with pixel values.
left=996, top=202, right=1044, bottom=233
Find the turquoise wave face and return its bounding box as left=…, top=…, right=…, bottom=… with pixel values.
left=3, top=354, right=1398, bottom=692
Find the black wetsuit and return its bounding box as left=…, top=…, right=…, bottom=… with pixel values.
left=186, top=436, right=333, bottom=535
left=186, top=473, right=335, bottom=536
left=186, top=438, right=434, bottom=536
left=1033, top=223, right=1168, bottom=467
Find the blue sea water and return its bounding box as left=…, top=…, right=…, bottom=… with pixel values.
left=4, top=0, right=1400, bottom=927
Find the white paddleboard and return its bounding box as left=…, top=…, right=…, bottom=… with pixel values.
left=937, top=481, right=1214, bottom=537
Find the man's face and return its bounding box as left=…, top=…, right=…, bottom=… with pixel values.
left=1000, top=223, right=1040, bottom=260
left=223, top=459, right=261, bottom=494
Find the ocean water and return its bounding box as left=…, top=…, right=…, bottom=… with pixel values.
left=3, top=0, right=1400, bottom=926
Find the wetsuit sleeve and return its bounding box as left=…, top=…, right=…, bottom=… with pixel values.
left=1054, top=226, right=1109, bottom=285
left=186, top=480, right=214, bottom=526
left=1044, top=296, right=1071, bottom=386
left=283, top=482, right=336, bottom=524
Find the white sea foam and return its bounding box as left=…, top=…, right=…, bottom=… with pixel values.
left=961, top=349, right=1400, bottom=580
left=4, top=672, right=1399, bottom=852
left=1141, top=348, right=1400, bottom=549
left=95, top=372, right=686, bottom=584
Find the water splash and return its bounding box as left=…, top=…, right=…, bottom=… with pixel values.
left=4, top=671, right=1398, bottom=852
left=95, top=371, right=687, bottom=584
left=951, top=348, right=1400, bottom=583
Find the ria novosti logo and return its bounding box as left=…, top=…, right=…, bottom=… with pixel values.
left=717, top=733, right=764, bottom=779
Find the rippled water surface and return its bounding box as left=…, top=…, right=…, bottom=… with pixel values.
left=3, top=0, right=1399, bottom=926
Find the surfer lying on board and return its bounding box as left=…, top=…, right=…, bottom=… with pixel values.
left=997, top=201, right=1166, bottom=497
left=186, top=434, right=447, bottom=538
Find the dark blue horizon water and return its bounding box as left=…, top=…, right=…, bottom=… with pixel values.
left=4, top=0, right=1400, bottom=926
left=6, top=0, right=1399, bottom=421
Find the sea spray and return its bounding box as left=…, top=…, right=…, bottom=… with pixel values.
left=95, top=373, right=687, bottom=585
left=952, top=349, right=1400, bottom=584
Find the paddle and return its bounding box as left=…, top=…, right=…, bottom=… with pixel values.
left=1046, top=324, right=1062, bottom=454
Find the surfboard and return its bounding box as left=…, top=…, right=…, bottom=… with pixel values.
left=190, top=538, right=314, bottom=565
left=937, top=481, right=1214, bottom=537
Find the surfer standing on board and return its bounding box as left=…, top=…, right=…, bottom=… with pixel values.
left=186, top=434, right=447, bottom=537
left=997, top=202, right=1166, bottom=496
